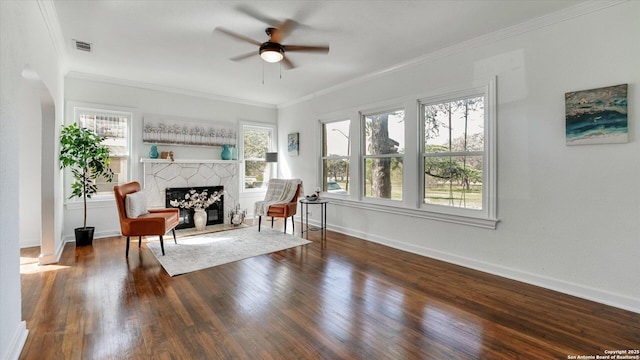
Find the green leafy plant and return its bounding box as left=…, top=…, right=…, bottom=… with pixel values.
left=59, top=123, right=114, bottom=229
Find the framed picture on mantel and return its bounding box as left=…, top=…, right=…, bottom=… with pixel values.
left=288, top=132, right=299, bottom=156
left=143, top=113, right=237, bottom=147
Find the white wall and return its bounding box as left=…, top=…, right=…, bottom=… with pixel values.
left=63, top=77, right=277, bottom=240
left=0, top=1, right=65, bottom=359
left=278, top=2, right=640, bottom=312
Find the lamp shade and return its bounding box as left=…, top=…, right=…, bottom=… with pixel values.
left=265, top=152, right=278, bottom=163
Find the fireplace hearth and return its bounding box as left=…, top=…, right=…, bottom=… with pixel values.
left=166, top=186, right=224, bottom=229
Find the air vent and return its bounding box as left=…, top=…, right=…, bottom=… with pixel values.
left=73, top=39, right=92, bottom=52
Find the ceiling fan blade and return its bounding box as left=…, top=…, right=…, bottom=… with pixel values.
left=270, top=19, right=298, bottom=43
left=214, top=27, right=261, bottom=46
left=284, top=45, right=330, bottom=53
left=230, top=51, right=257, bottom=62
left=235, top=5, right=280, bottom=27
left=281, top=57, right=296, bottom=69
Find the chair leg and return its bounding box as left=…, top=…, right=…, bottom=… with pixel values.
left=284, top=217, right=287, bottom=233
left=271, top=217, right=274, bottom=228
left=160, top=235, right=165, bottom=256
left=172, top=228, right=177, bottom=244
left=258, top=216, right=262, bottom=232
left=126, top=236, right=130, bottom=257
left=138, top=236, right=142, bottom=248
left=291, top=216, right=295, bottom=232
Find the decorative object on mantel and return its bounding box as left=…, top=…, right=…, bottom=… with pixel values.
left=221, top=144, right=231, bottom=160
left=229, top=204, right=246, bottom=226
left=169, top=189, right=224, bottom=231
left=230, top=145, right=238, bottom=160
left=149, top=145, right=159, bottom=159
left=143, top=113, right=237, bottom=147
left=288, top=132, right=299, bottom=156
left=169, top=151, right=174, bottom=161
left=59, top=123, right=114, bottom=246
left=565, top=83, right=628, bottom=145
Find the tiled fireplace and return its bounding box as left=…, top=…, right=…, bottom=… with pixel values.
left=141, top=159, right=239, bottom=224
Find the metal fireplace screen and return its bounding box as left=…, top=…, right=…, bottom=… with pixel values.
left=165, top=186, right=224, bottom=229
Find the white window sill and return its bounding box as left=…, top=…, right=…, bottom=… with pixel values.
left=321, top=195, right=498, bottom=229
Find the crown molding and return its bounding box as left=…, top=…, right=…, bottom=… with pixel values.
left=65, top=71, right=277, bottom=109
left=278, top=0, right=628, bottom=109
left=36, top=0, right=67, bottom=68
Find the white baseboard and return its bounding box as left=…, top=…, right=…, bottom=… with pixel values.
left=62, top=229, right=121, bottom=243
left=327, top=223, right=640, bottom=314
left=2, top=321, right=28, bottom=360
left=19, top=238, right=40, bottom=249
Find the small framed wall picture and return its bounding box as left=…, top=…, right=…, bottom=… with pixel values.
left=565, top=83, right=628, bottom=145
left=288, top=132, right=299, bottom=156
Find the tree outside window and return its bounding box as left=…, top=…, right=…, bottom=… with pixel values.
left=363, top=109, right=404, bottom=200
left=422, top=96, right=484, bottom=209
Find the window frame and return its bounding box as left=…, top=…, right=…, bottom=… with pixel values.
left=240, top=122, right=276, bottom=193
left=360, top=106, right=405, bottom=204
left=320, top=119, right=351, bottom=196
left=418, top=79, right=497, bottom=222
left=64, top=102, right=133, bottom=203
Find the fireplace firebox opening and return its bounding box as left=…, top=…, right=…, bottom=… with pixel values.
left=165, top=186, right=224, bottom=229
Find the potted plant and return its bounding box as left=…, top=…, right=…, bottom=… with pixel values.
left=59, top=123, right=114, bottom=246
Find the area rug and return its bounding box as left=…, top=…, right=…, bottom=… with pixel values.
left=146, top=227, right=311, bottom=276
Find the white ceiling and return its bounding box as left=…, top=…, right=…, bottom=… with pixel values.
left=53, top=0, right=586, bottom=106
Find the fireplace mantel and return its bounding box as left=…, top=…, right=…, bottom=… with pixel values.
left=141, top=158, right=239, bottom=224
left=140, top=158, right=240, bottom=164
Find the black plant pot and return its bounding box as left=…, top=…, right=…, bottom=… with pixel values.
left=74, top=227, right=95, bottom=246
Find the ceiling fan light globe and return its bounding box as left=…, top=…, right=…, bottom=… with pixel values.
left=259, top=42, right=285, bottom=63
left=260, top=50, right=284, bottom=63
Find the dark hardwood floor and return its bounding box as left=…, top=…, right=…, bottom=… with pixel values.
left=19, top=222, right=639, bottom=359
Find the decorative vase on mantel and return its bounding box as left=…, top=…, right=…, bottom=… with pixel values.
left=221, top=144, right=231, bottom=160
left=193, top=208, right=207, bottom=231
left=149, top=145, right=159, bottom=159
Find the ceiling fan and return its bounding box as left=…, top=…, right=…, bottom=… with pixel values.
left=214, top=7, right=329, bottom=69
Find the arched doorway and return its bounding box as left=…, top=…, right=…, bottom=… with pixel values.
left=20, top=65, right=56, bottom=264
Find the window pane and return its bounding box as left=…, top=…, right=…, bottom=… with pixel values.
left=95, top=157, right=127, bottom=194
left=243, top=127, right=272, bottom=190
left=322, top=159, right=350, bottom=194
left=79, top=114, right=129, bottom=156
left=424, top=97, right=484, bottom=153
left=244, top=160, right=268, bottom=189
left=364, top=110, right=404, bottom=155
left=364, top=157, right=403, bottom=200
left=323, top=120, right=350, bottom=156
left=424, top=155, right=482, bottom=209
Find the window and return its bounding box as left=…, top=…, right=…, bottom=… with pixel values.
left=321, top=120, right=350, bottom=195
left=75, top=108, right=131, bottom=195
left=419, top=80, right=495, bottom=221
left=362, top=109, right=404, bottom=200
left=242, top=124, right=275, bottom=190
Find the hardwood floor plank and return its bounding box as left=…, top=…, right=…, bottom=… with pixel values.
left=19, top=224, right=639, bottom=359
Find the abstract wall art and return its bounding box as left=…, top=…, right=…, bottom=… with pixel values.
left=565, top=84, right=628, bottom=145
left=143, top=113, right=236, bottom=147
left=288, top=132, right=299, bottom=156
